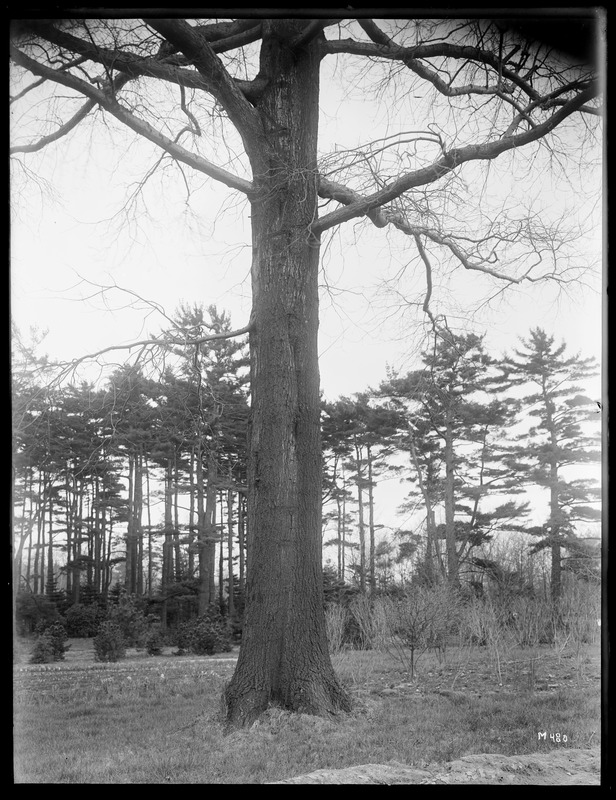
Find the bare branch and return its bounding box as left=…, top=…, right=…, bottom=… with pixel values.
left=10, top=98, right=96, bottom=154
left=357, top=19, right=393, bottom=47
left=323, top=32, right=597, bottom=111
left=50, top=321, right=253, bottom=387
left=144, top=18, right=261, bottom=142
left=10, top=76, right=46, bottom=103
left=389, top=213, right=547, bottom=284
left=179, top=83, right=201, bottom=137
left=291, top=19, right=338, bottom=49
left=207, top=23, right=263, bottom=55
left=314, top=84, right=598, bottom=234
left=158, top=18, right=260, bottom=50
left=13, top=20, right=265, bottom=103
left=413, top=234, right=437, bottom=328
left=10, top=44, right=254, bottom=195
left=318, top=176, right=388, bottom=228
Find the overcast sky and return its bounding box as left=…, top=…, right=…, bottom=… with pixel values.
left=10, top=62, right=604, bottom=402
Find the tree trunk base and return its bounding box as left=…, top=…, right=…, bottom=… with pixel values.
left=223, top=675, right=353, bottom=729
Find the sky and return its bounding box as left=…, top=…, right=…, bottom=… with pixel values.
left=10, top=105, right=604, bottom=403
left=10, top=19, right=605, bottom=539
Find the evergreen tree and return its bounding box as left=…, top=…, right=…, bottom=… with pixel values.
left=502, top=328, right=601, bottom=600
left=380, top=328, right=528, bottom=586
left=322, top=396, right=402, bottom=593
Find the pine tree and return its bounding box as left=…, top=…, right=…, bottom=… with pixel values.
left=322, top=396, right=403, bottom=593
left=380, top=328, right=529, bottom=586
left=502, top=328, right=601, bottom=600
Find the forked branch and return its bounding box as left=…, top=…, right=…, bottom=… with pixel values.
left=10, top=44, right=254, bottom=195
left=314, top=84, right=597, bottom=234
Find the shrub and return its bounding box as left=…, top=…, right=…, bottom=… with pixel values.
left=30, top=622, right=68, bottom=664
left=507, top=596, right=552, bottom=647
left=29, top=633, right=56, bottom=664
left=144, top=624, right=165, bottom=656
left=173, top=609, right=232, bottom=656
left=64, top=603, right=102, bottom=638
left=93, top=621, right=126, bottom=662
left=344, top=595, right=382, bottom=650
left=15, top=592, right=62, bottom=636
left=106, top=591, right=149, bottom=646
left=381, top=585, right=460, bottom=677
left=325, top=603, right=347, bottom=654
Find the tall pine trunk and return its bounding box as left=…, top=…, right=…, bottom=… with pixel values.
left=366, top=445, right=376, bottom=595
left=444, top=413, right=459, bottom=586
left=173, top=454, right=182, bottom=582
left=237, top=491, right=246, bottom=612
left=224, top=20, right=350, bottom=725
left=197, top=448, right=218, bottom=614
left=354, top=439, right=367, bottom=593
left=161, top=460, right=174, bottom=628
left=227, top=487, right=235, bottom=618
left=546, top=402, right=562, bottom=602
left=409, top=436, right=437, bottom=585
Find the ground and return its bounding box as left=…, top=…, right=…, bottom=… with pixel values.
left=13, top=637, right=602, bottom=784
left=272, top=748, right=601, bottom=784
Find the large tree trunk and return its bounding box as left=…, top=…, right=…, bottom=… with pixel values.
left=224, top=20, right=351, bottom=726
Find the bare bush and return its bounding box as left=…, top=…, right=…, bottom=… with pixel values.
left=346, top=595, right=388, bottom=651
left=325, top=603, right=347, bottom=654
left=551, top=577, right=602, bottom=660
left=461, top=598, right=517, bottom=684
left=508, top=596, right=553, bottom=648
left=379, top=585, right=459, bottom=679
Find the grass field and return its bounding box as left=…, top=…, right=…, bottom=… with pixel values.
left=13, top=637, right=601, bottom=784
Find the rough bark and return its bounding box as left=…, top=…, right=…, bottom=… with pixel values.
left=444, top=413, right=460, bottom=586
left=224, top=20, right=351, bottom=726
left=409, top=436, right=437, bottom=585
left=354, top=439, right=367, bottom=592
left=227, top=487, right=235, bottom=617
left=545, top=393, right=563, bottom=602
left=367, top=446, right=376, bottom=595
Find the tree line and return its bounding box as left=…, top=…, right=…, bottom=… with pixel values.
left=322, top=326, right=601, bottom=600
left=13, top=314, right=601, bottom=637
left=13, top=304, right=250, bottom=630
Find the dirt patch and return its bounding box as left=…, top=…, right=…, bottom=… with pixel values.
left=272, top=748, right=601, bottom=784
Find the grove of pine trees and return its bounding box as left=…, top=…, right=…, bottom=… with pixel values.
left=13, top=306, right=250, bottom=629
left=14, top=322, right=601, bottom=635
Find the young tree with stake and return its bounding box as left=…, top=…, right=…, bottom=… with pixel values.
left=10, top=15, right=602, bottom=725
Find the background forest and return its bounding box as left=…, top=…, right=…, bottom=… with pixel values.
left=12, top=305, right=602, bottom=661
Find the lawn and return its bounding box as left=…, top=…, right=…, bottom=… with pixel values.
left=13, top=637, right=601, bottom=784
